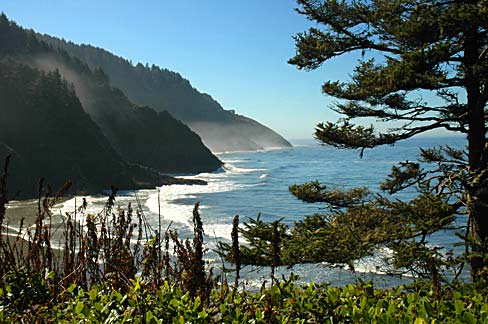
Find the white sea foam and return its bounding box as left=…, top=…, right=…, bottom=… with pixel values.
left=146, top=186, right=198, bottom=228
left=49, top=191, right=151, bottom=233
left=204, top=223, right=234, bottom=241
left=349, top=249, right=390, bottom=274
left=346, top=247, right=411, bottom=277
left=220, top=158, right=247, bottom=163
left=146, top=183, right=232, bottom=228
left=145, top=162, right=264, bottom=230
left=222, top=164, right=266, bottom=174
left=53, top=196, right=98, bottom=222
left=43, top=161, right=263, bottom=240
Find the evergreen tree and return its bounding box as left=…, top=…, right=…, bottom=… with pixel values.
left=223, top=0, right=488, bottom=283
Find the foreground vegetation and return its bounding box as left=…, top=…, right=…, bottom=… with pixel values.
left=0, top=176, right=487, bottom=323
left=3, top=272, right=488, bottom=323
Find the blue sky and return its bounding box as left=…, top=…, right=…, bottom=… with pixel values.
left=2, top=0, right=355, bottom=140
left=1, top=1, right=449, bottom=140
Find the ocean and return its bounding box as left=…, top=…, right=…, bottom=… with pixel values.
left=53, top=135, right=468, bottom=288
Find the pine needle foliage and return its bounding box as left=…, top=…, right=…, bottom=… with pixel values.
left=225, top=0, right=488, bottom=284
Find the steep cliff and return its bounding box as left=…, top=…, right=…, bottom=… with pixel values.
left=0, top=60, right=137, bottom=198
left=0, top=14, right=222, bottom=175
left=38, top=34, right=292, bottom=152
left=0, top=14, right=222, bottom=198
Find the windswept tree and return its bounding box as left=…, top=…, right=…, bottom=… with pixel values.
left=221, top=0, right=488, bottom=282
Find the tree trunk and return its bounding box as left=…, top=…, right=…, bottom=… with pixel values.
left=469, top=196, right=488, bottom=282
left=465, top=19, right=488, bottom=282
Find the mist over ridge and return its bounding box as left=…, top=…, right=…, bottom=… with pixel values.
left=0, top=14, right=221, bottom=197
left=37, top=34, right=292, bottom=152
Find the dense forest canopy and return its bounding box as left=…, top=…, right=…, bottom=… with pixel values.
left=37, top=33, right=292, bottom=152
left=0, top=59, right=137, bottom=197
left=0, top=14, right=222, bottom=197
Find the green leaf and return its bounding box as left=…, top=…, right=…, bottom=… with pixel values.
left=463, top=312, right=476, bottom=324
left=414, top=318, right=426, bottom=324
left=198, top=310, right=207, bottom=319
left=169, top=298, right=180, bottom=310
left=44, top=270, right=56, bottom=280
left=328, top=289, right=338, bottom=304
left=88, top=288, right=98, bottom=301
left=270, top=285, right=281, bottom=297
left=454, top=300, right=464, bottom=315
left=255, top=308, right=263, bottom=321
left=75, top=301, right=85, bottom=314
left=145, top=310, right=155, bottom=323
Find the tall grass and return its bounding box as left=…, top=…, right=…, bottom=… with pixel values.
left=0, top=156, right=219, bottom=304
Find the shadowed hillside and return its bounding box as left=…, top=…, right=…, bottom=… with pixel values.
left=37, top=34, right=292, bottom=152
left=0, top=14, right=221, bottom=197
left=0, top=14, right=222, bottom=178
left=0, top=60, right=136, bottom=198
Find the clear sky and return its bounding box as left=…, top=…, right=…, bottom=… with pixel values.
left=0, top=0, right=442, bottom=140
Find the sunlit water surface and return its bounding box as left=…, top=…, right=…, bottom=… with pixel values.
left=49, top=136, right=468, bottom=288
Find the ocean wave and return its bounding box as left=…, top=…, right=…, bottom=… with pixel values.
left=145, top=179, right=236, bottom=229
left=220, top=158, right=248, bottom=163
left=175, top=163, right=265, bottom=181
left=346, top=247, right=399, bottom=275
left=222, top=164, right=266, bottom=174
left=204, top=223, right=234, bottom=241
left=48, top=160, right=252, bottom=235
left=259, top=174, right=270, bottom=182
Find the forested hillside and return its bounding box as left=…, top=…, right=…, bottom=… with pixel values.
left=0, top=60, right=138, bottom=197
left=38, top=34, right=292, bottom=152
left=0, top=14, right=222, bottom=197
